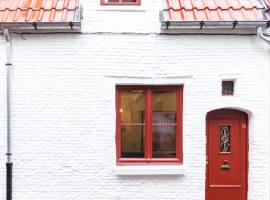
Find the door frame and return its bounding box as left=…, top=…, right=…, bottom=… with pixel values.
left=205, top=108, right=249, bottom=200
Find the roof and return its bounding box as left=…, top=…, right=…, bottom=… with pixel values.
left=162, top=0, right=270, bottom=30
left=0, top=0, right=81, bottom=33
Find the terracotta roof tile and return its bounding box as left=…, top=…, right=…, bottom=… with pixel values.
left=0, top=0, right=80, bottom=22
left=163, top=0, right=268, bottom=21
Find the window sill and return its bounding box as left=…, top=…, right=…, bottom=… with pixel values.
left=114, top=165, right=186, bottom=175
left=96, top=5, right=146, bottom=12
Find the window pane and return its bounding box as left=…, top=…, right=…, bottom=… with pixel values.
left=152, top=90, right=177, bottom=158
left=123, top=0, right=137, bottom=2
left=222, top=81, right=234, bottom=95
left=106, top=0, right=138, bottom=3
left=121, top=125, right=144, bottom=158
left=120, top=91, right=145, bottom=124
left=152, top=125, right=176, bottom=158
left=153, top=112, right=176, bottom=125
left=153, top=90, right=177, bottom=113
left=220, top=126, right=231, bottom=153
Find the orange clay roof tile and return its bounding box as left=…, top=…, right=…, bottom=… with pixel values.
left=0, top=0, right=80, bottom=22
left=163, top=0, right=269, bottom=21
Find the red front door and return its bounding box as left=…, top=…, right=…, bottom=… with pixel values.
left=206, top=109, right=248, bottom=200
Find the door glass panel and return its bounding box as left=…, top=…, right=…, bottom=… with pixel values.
left=121, top=125, right=144, bottom=158
left=220, top=125, right=231, bottom=153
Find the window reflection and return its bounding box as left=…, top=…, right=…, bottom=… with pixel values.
left=121, top=125, right=144, bottom=158
left=153, top=90, right=176, bottom=113
left=152, top=90, right=177, bottom=158
left=120, top=91, right=145, bottom=158
left=120, top=91, right=145, bottom=124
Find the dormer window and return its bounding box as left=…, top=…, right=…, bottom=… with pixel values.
left=101, top=0, right=141, bottom=6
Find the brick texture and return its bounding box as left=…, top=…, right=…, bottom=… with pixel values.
left=0, top=1, right=269, bottom=200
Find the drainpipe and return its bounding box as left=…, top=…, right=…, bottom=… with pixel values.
left=3, top=28, right=13, bottom=200
left=257, top=26, right=270, bottom=200
left=257, top=27, right=270, bottom=44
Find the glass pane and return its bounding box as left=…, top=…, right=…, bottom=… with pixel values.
left=153, top=90, right=177, bottom=123
left=121, top=125, right=144, bottom=158
left=222, top=81, right=234, bottom=95
left=120, top=91, right=145, bottom=124
left=153, top=112, right=176, bottom=125
left=152, top=125, right=176, bottom=158
left=220, top=126, right=231, bottom=153
left=123, top=0, right=137, bottom=2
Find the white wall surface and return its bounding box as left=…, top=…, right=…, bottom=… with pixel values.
left=0, top=33, right=268, bottom=200
left=80, top=0, right=161, bottom=34
left=0, top=0, right=269, bottom=199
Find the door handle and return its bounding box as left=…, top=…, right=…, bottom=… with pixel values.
left=220, top=160, right=231, bottom=170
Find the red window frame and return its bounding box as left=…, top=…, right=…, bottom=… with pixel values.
left=116, top=85, right=183, bottom=165
left=100, top=0, right=141, bottom=6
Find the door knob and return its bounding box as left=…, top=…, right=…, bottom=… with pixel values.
left=220, top=160, right=231, bottom=170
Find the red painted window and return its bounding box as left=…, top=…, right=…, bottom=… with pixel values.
left=116, top=85, right=183, bottom=165
left=101, top=0, right=141, bottom=6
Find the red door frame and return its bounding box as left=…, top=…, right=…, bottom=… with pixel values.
left=206, top=109, right=248, bottom=200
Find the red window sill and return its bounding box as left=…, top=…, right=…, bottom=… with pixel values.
left=117, top=158, right=182, bottom=166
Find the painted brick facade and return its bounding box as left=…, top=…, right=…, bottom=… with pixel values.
left=0, top=0, right=269, bottom=199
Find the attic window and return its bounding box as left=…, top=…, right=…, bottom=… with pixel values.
left=222, top=81, right=234, bottom=96
left=101, top=0, right=141, bottom=5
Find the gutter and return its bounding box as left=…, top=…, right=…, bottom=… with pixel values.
left=2, top=28, right=13, bottom=200
left=0, top=22, right=81, bottom=34
left=161, top=21, right=270, bottom=30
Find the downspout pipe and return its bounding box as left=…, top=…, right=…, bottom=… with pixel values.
left=257, top=26, right=270, bottom=200
left=3, top=28, right=13, bottom=200
left=257, top=27, right=270, bottom=44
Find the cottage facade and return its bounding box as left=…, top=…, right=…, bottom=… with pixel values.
left=0, top=0, right=269, bottom=199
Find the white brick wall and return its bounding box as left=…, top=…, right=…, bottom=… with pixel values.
left=0, top=0, right=269, bottom=199
left=82, top=0, right=161, bottom=34
left=0, top=33, right=268, bottom=200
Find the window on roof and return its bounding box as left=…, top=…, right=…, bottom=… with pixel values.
left=116, top=85, right=183, bottom=165
left=101, top=0, right=141, bottom=6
